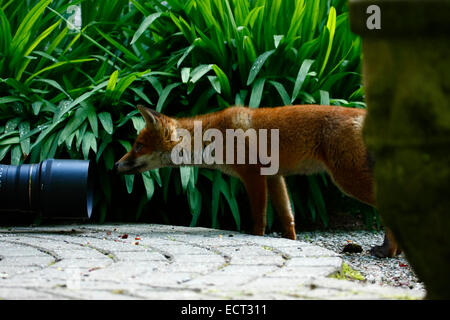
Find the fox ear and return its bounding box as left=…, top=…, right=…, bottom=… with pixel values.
left=137, top=105, right=160, bottom=128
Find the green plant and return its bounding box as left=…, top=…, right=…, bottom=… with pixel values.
left=330, top=262, right=365, bottom=281
left=0, top=0, right=377, bottom=231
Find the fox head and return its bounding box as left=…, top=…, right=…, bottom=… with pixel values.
left=115, top=105, right=177, bottom=174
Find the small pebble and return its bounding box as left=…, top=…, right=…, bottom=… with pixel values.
left=342, top=242, right=363, bottom=254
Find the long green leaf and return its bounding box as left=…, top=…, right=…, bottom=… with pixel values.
left=10, top=0, right=52, bottom=56
left=142, top=171, right=155, bottom=200
left=307, top=176, right=328, bottom=226
left=211, top=64, right=231, bottom=100
left=106, top=70, right=119, bottom=94
left=249, top=77, right=266, bottom=108
left=180, top=166, right=191, bottom=193
left=247, top=49, right=274, bottom=86
left=190, top=64, right=213, bottom=83
left=211, top=171, right=222, bottom=228
left=15, top=19, right=61, bottom=80
left=96, top=27, right=140, bottom=63
left=98, top=112, right=113, bottom=135
left=0, top=8, right=11, bottom=58
left=25, top=58, right=95, bottom=84
left=291, top=59, right=315, bottom=103
left=318, top=7, right=336, bottom=77
left=269, top=80, right=291, bottom=106
left=156, top=82, right=181, bottom=112
left=131, top=12, right=162, bottom=45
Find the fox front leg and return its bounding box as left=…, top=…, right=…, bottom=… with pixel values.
left=267, top=176, right=296, bottom=240
left=236, top=169, right=268, bottom=236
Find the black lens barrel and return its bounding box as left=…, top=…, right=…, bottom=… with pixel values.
left=0, top=163, right=40, bottom=212
left=0, top=159, right=93, bottom=219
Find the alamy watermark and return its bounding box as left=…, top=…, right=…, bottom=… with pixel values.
left=170, top=121, right=280, bottom=176
left=66, top=5, right=82, bottom=31
left=366, top=5, right=381, bottom=30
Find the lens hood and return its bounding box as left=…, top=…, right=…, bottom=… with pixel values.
left=40, top=159, right=93, bottom=219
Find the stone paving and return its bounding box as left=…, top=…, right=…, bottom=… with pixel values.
left=0, top=224, right=425, bottom=300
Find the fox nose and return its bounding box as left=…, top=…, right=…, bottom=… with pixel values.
left=114, top=161, right=120, bottom=172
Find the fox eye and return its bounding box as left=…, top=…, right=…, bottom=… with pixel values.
left=134, top=143, right=143, bottom=152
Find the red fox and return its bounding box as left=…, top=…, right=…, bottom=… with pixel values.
left=115, top=104, right=400, bottom=258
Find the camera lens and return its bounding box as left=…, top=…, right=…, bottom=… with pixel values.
left=0, top=159, right=93, bottom=219
left=0, top=163, right=40, bottom=212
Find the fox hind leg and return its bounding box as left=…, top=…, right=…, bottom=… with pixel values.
left=326, top=156, right=401, bottom=258
left=370, top=227, right=402, bottom=258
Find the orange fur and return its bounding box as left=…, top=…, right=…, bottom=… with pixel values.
left=115, top=105, right=400, bottom=257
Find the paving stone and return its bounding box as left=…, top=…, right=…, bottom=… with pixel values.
left=51, top=258, right=112, bottom=269
left=175, top=254, right=225, bottom=263
left=184, top=274, right=254, bottom=288
left=0, top=287, right=62, bottom=300
left=0, top=255, right=54, bottom=266
left=0, top=224, right=425, bottom=300
left=266, top=265, right=338, bottom=279
left=217, top=245, right=280, bottom=257
left=285, top=256, right=342, bottom=268
left=138, top=271, right=204, bottom=287
left=213, top=264, right=278, bottom=275
left=115, top=251, right=168, bottom=261
left=228, top=255, right=285, bottom=266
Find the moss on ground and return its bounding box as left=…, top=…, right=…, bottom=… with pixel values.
left=330, top=262, right=365, bottom=281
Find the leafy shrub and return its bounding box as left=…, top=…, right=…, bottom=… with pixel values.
left=0, top=0, right=378, bottom=230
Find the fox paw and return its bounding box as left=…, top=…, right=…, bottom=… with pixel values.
left=370, top=245, right=400, bottom=258
left=283, top=230, right=296, bottom=240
